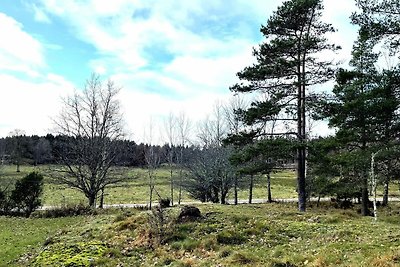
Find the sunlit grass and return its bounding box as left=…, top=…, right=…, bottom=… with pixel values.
left=0, top=216, right=86, bottom=266
left=28, top=202, right=400, bottom=266
left=1, top=164, right=399, bottom=206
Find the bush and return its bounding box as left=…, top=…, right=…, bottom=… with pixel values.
left=148, top=206, right=175, bottom=246
left=159, top=198, right=171, bottom=208
left=32, top=203, right=96, bottom=218
left=10, top=171, right=44, bottom=217
left=0, top=190, right=8, bottom=214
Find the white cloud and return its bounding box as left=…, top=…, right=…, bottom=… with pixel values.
left=0, top=13, right=45, bottom=75
left=0, top=74, right=75, bottom=137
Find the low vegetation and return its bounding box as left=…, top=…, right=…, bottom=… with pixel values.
left=4, top=202, right=397, bottom=266
left=0, top=216, right=86, bottom=266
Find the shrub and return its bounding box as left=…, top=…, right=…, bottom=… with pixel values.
left=10, top=171, right=44, bottom=217
left=32, top=203, right=96, bottom=218
left=148, top=206, right=175, bottom=245
left=0, top=189, right=11, bottom=214
left=159, top=198, right=171, bottom=208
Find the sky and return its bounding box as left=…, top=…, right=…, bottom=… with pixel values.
left=0, top=0, right=359, bottom=143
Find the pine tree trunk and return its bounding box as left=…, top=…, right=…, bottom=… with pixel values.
left=382, top=179, right=389, bottom=206
left=267, top=172, right=272, bottom=203
left=296, top=56, right=307, bottom=212
left=234, top=175, right=238, bottom=205
left=382, top=161, right=390, bottom=207
left=249, top=175, right=253, bottom=204
left=297, top=150, right=307, bottom=212
left=361, top=173, right=370, bottom=216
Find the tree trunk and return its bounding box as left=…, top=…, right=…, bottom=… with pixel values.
left=361, top=173, right=370, bottom=216
left=170, top=168, right=174, bottom=206
left=99, top=188, right=104, bottom=209
left=149, top=185, right=154, bottom=209
left=249, top=175, right=253, bottom=204
left=370, top=152, right=377, bottom=221
left=178, top=169, right=183, bottom=205
left=212, top=186, right=219, bottom=203
left=296, top=56, right=307, bottom=212
left=297, top=147, right=307, bottom=212
left=382, top=178, right=389, bottom=206
left=267, top=172, right=272, bottom=203
left=16, top=162, right=20, bottom=172
left=88, top=193, right=96, bottom=208
left=221, top=190, right=228, bottom=205
left=234, top=175, right=238, bottom=205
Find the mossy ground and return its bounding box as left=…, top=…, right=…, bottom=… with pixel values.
left=25, top=203, right=400, bottom=267
left=0, top=216, right=85, bottom=266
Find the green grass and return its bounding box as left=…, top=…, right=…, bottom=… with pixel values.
left=1, top=164, right=399, bottom=206
left=0, top=165, right=300, bottom=206
left=26, top=203, right=400, bottom=266
left=0, top=216, right=86, bottom=266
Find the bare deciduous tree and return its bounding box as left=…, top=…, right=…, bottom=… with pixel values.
left=184, top=102, right=236, bottom=204
left=163, top=112, right=176, bottom=206
left=223, top=96, right=247, bottom=205
left=144, top=118, right=161, bottom=209
left=9, top=129, right=26, bottom=172
left=176, top=112, right=191, bottom=204
left=52, top=74, right=125, bottom=207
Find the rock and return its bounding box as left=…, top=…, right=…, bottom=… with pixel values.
left=178, top=206, right=201, bottom=222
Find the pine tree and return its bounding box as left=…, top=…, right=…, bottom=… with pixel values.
left=228, top=0, right=339, bottom=211
left=322, top=30, right=400, bottom=215
left=352, top=0, right=400, bottom=51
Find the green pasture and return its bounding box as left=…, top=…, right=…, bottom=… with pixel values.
left=0, top=164, right=399, bottom=207
left=24, top=203, right=400, bottom=266
left=0, top=216, right=85, bottom=266
left=0, top=164, right=299, bottom=206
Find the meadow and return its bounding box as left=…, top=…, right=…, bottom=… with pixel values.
left=2, top=164, right=399, bottom=207
left=1, top=164, right=400, bottom=266
left=0, top=164, right=299, bottom=207
left=0, top=216, right=85, bottom=266
left=5, top=203, right=400, bottom=266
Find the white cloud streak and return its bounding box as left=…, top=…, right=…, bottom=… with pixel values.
left=0, top=13, right=45, bottom=75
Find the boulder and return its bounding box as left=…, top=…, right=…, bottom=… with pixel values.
left=178, top=205, right=201, bottom=222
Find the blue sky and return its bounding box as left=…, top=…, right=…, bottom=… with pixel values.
left=0, top=0, right=358, bottom=142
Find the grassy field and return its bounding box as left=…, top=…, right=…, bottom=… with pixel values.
left=1, top=165, right=400, bottom=266
left=1, top=164, right=399, bottom=207
left=19, top=202, right=400, bottom=266
left=0, top=216, right=86, bottom=266
left=0, top=164, right=300, bottom=206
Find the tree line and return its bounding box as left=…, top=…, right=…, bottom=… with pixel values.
left=0, top=133, right=194, bottom=168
